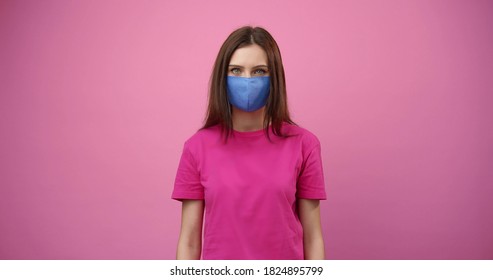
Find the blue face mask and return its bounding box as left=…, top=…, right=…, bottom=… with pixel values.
left=226, top=76, right=270, bottom=112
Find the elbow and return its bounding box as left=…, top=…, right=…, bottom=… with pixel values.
left=303, top=233, right=325, bottom=260
left=177, top=235, right=202, bottom=260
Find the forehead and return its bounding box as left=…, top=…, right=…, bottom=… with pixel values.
left=229, top=44, right=268, bottom=66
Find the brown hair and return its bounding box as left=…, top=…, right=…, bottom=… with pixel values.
left=200, top=26, right=298, bottom=143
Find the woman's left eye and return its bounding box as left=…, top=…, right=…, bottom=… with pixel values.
left=254, top=69, right=267, bottom=75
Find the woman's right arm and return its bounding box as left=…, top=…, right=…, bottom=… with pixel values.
left=176, top=199, right=204, bottom=260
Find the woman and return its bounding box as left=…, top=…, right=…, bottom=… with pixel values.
left=172, top=26, right=327, bottom=260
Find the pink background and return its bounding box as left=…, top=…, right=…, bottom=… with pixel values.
left=1, top=0, right=492, bottom=259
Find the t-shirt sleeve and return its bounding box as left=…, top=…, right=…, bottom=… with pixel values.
left=171, top=141, right=204, bottom=201
left=296, top=141, right=327, bottom=200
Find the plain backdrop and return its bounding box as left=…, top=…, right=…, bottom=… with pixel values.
left=1, top=0, right=492, bottom=259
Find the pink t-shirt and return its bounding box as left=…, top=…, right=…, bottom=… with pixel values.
left=172, top=122, right=326, bottom=260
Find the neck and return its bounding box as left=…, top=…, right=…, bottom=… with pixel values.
left=231, top=106, right=268, bottom=132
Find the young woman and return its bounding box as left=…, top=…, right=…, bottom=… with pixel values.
left=172, top=26, right=327, bottom=260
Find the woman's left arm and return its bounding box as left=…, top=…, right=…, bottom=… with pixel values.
left=298, top=198, right=325, bottom=260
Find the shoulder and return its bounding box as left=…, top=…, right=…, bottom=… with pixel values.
left=183, top=124, right=222, bottom=149
left=282, top=122, right=321, bottom=150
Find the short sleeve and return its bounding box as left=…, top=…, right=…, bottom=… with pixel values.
left=296, top=142, right=327, bottom=200
left=171, top=141, right=204, bottom=201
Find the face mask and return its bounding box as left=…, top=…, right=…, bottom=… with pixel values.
left=226, top=76, right=270, bottom=112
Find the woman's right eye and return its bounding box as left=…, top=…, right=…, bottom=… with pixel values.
left=230, top=68, right=241, bottom=75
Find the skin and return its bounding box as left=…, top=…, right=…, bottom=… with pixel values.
left=176, top=200, right=204, bottom=259
left=176, top=43, right=325, bottom=260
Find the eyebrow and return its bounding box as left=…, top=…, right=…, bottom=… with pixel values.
left=228, top=64, right=269, bottom=68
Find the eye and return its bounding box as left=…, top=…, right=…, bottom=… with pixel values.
left=254, top=68, right=268, bottom=75
left=230, top=68, right=241, bottom=75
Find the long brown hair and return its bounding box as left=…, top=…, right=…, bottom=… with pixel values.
left=200, top=26, right=298, bottom=143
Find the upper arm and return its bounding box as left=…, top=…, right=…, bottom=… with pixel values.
left=298, top=199, right=323, bottom=238
left=176, top=200, right=204, bottom=259
left=172, top=142, right=204, bottom=201
left=180, top=199, right=204, bottom=239
left=296, top=141, right=327, bottom=200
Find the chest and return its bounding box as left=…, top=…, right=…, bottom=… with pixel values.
left=198, top=141, right=303, bottom=201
